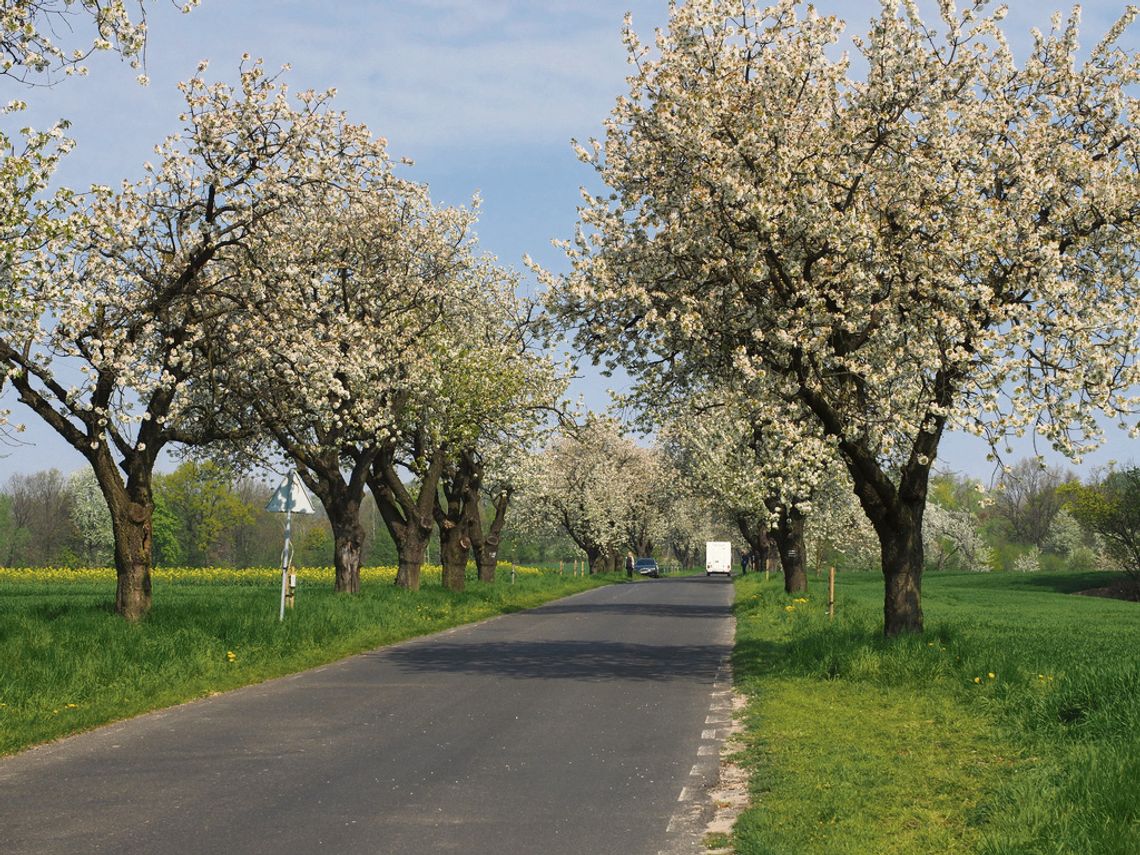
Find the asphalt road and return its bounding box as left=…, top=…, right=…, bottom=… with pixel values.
left=0, top=575, right=736, bottom=855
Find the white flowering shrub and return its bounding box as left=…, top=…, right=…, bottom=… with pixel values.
left=1014, top=546, right=1042, bottom=574
left=923, top=501, right=993, bottom=573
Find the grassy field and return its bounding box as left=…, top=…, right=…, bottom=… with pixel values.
left=0, top=563, right=615, bottom=756
left=729, top=570, right=1139, bottom=855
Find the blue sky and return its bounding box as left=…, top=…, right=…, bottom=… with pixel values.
left=1, top=1, right=1137, bottom=483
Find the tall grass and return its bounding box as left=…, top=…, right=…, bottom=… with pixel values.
left=731, top=570, right=1139, bottom=855
left=0, top=565, right=614, bottom=756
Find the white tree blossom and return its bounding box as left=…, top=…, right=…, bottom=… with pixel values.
left=0, top=1, right=197, bottom=84
left=514, top=417, right=647, bottom=573
left=545, top=0, right=1140, bottom=634
left=68, top=466, right=113, bottom=565
left=923, top=500, right=992, bottom=572
left=1, top=61, right=407, bottom=617
left=0, top=0, right=195, bottom=441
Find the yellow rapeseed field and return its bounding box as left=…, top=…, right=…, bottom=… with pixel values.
left=0, top=564, right=544, bottom=585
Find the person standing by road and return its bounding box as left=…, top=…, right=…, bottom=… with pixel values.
left=625, top=552, right=635, bottom=578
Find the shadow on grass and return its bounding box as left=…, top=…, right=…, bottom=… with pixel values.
left=954, top=571, right=1131, bottom=596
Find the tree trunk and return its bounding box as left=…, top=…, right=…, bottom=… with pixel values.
left=437, top=454, right=476, bottom=592
left=631, top=535, right=653, bottom=558
left=369, top=444, right=446, bottom=592
left=110, top=496, right=154, bottom=621
left=586, top=546, right=606, bottom=574
left=468, top=488, right=509, bottom=584
left=877, top=500, right=925, bottom=636
left=797, top=377, right=949, bottom=636
left=735, top=512, right=773, bottom=577
left=439, top=518, right=468, bottom=592
left=395, top=537, right=428, bottom=591
left=289, top=455, right=372, bottom=596
left=772, top=506, right=807, bottom=594
left=328, top=502, right=365, bottom=594
left=89, top=447, right=156, bottom=622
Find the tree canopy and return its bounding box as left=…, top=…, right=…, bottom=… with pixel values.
left=545, top=0, right=1140, bottom=633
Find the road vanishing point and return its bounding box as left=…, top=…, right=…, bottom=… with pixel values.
left=0, top=575, right=737, bottom=855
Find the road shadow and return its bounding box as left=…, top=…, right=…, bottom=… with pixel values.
left=532, top=600, right=732, bottom=619
left=380, top=638, right=730, bottom=683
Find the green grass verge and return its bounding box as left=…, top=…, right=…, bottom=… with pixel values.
left=0, top=567, right=617, bottom=756
left=730, top=570, right=1140, bottom=855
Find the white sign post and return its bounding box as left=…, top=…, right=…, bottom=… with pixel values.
left=265, top=471, right=315, bottom=620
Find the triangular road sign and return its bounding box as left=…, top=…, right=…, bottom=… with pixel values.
left=265, top=471, right=316, bottom=515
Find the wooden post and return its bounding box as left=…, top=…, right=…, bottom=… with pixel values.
left=558, top=559, right=563, bottom=575
left=828, top=566, right=836, bottom=621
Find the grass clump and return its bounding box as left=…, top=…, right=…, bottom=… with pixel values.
left=0, top=565, right=614, bottom=756
left=730, top=571, right=1139, bottom=855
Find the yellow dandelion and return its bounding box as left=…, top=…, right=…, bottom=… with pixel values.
left=973, top=677, right=982, bottom=684
left=987, top=672, right=996, bottom=680
left=226, top=651, right=237, bottom=662
left=784, top=605, right=795, bottom=612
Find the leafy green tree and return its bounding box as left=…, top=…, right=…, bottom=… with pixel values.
left=0, top=493, right=24, bottom=566
left=151, top=493, right=184, bottom=567
left=154, top=462, right=253, bottom=567
left=1062, top=467, right=1140, bottom=585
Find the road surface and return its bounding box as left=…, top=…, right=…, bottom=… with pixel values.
left=0, top=575, right=736, bottom=855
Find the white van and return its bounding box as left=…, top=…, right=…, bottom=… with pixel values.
left=705, top=541, right=733, bottom=577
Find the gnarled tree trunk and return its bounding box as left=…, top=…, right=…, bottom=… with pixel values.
left=286, top=452, right=373, bottom=596
left=369, top=443, right=446, bottom=592
left=88, top=447, right=157, bottom=622
left=109, top=494, right=154, bottom=621
left=437, top=453, right=481, bottom=592
left=770, top=504, right=807, bottom=594
left=874, top=499, right=925, bottom=636
left=327, top=501, right=365, bottom=594
left=438, top=519, right=469, bottom=592
left=468, top=486, right=509, bottom=584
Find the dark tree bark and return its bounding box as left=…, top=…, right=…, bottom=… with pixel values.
left=586, top=545, right=608, bottom=574
left=105, top=479, right=154, bottom=621
left=368, top=442, right=446, bottom=591
left=467, top=482, right=510, bottom=584
left=877, top=498, right=925, bottom=635
left=436, top=454, right=476, bottom=592
left=326, top=497, right=366, bottom=594
left=438, top=519, right=468, bottom=591
left=797, top=378, right=948, bottom=636
left=735, top=512, right=774, bottom=577
left=266, top=436, right=374, bottom=595
left=769, top=503, right=807, bottom=594
left=630, top=536, right=653, bottom=558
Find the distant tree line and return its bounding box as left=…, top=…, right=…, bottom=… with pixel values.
left=0, top=460, right=586, bottom=571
